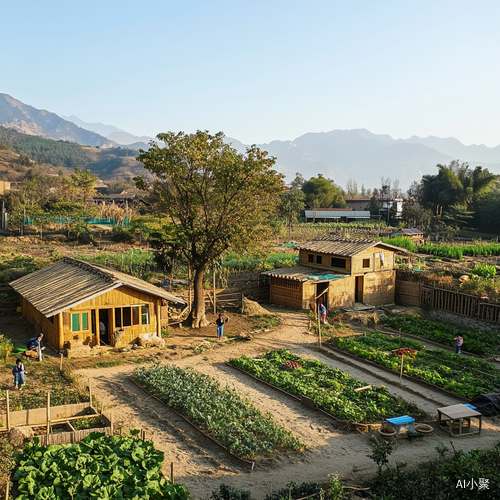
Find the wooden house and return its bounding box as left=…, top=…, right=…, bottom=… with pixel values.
left=10, top=258, right=186, bottom=354
left=391, top=227, right=425, bottom=244
left=262, top=237, right=405, bottom=311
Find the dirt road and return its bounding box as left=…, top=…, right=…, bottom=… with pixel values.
left=77, top=310, right=500, bottom=500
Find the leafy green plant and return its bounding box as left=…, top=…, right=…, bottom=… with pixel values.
left=368, top=439, right=396, bottom=470
left=13, top=432, right=189, bottom=499
left=211, top=484, right=252, bottom=500
left=471, top=263, right=497, bottom=278
left=0, top=337, right=13, bottom=362
left=230, top=350, right=429, bottom=424
left=133, top=363, right=303, bottom=459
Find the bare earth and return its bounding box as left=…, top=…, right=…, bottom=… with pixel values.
left=76, top=310, right=500, bottom=500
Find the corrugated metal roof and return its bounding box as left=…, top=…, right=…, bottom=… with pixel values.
left=262, top=266, right=349, bottom=282
left=396, top=228, right=424, bottom=235
left=10, top=258, right=186, bottom=317
left=304, top=210, right=370, bottom=218
left=297, top=236, right=407, bottom=256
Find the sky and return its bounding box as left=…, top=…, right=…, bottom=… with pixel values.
left=2, top=0, right=500, bottom=146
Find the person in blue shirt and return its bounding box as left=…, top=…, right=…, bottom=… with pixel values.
left=26, top=334, right=43, bottom=361
left=12, top=359, right=27, bottom=390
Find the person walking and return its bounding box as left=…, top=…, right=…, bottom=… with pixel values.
left=26, top=334, right=44, bottom=361
left=216, top=313, right=229, bottom=340
left=12, top=359, right=27, bottom=390
left=454, top=335, right=463, bottom=354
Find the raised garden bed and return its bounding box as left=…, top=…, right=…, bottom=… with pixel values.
left=132, top=363, right=304, bottom=460
left=329, top=333, right=500, bottom=399
left=229, top=350, right=429, bottom=428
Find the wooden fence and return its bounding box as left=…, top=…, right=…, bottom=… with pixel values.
left=395, top=280, right=500, bottom=325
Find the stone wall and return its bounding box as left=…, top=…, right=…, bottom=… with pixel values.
left=428, top=309, right=500, bottom=334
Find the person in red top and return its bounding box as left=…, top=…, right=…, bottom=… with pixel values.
left=454, top=335, right=463, bottom=354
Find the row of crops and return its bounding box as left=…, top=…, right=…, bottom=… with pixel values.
left=230, top=349, right=429, bottom=423
left=14, top=432, right=189, bottom=500
left=132, top=363, right=304, bottom=459
left=380, top=236, right=500, bottom=260
left=383, top=315, right=500, bottom=356
left=330, top=333, right=500, bottom=399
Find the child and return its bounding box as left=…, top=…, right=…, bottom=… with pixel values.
left=454, top=335, right=463, bottom=354
left=12, top=359, right=27, bottom=390
left=216, top=313, right=229, bottom=340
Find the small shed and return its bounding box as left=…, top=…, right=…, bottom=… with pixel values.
left=10, top=258, right=186, bottom=353
left=391, top=227, right=424, bottom=244
left=262, top=236, right=405, bottom=311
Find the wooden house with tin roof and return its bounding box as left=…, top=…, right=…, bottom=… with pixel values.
left=10, top=258, right=186, bottom=354
left=262, top=237, right=405, bottom=311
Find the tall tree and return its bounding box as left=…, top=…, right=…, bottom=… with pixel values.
left=277, top=190, right=305, bottom=238
left=136, top=130, right=284, bottom=328
left=290, top=172, right=305, bottom=189
left=301, top=174, right=346, bottom=208
left=345, top=178, right=358, bottom=197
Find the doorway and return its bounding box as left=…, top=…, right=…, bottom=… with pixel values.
left=98, top=309, right=111, bottom=346
left=355, top=276, right=364, bottom=303
left=316, top=282, right=329, bottom=315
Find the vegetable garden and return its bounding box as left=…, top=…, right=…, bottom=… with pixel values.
left=13, top=432, right=189, bottom=500
left=383, top=315, right=500, bottom=356
left=132, top=363, right=303, bottom=459
left=330, top=333, right=500, bottom=399
left=229, top=349, right=429, bottom=424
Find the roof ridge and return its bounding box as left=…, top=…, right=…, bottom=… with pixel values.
left=62, top=257, right=116, bottom=283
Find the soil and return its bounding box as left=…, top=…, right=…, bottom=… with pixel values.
left=71, top=307, right=500, bottom=500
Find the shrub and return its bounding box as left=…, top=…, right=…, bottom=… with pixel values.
left=471, top=264, right=497, bottom=279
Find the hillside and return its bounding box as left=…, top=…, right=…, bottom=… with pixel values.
left=0, top=94, right=114, bottom=147
left=0, top=126, right=145, bottom=181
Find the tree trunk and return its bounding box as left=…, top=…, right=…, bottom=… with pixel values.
left=190, top=263, right=209, bottom=328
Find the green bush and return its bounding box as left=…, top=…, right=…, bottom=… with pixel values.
left=112, top=226, right=135, bottom=243
left=471, top=263, right=497, bottom=279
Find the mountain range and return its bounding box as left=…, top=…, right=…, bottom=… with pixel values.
left=1, top=93, right=500, bottom=188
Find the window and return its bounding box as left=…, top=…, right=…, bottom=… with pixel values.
left=132, top=306, right=140, bottom=325
left=316, top=255, right=323, bottom=264
left=308, top=254, right=314, bottom=263
left=363, top=259, right=370, bottom=268
left=71, top=312, right=89, bottom=332
left=123, top=307, right=132, bottom=327
left=72, top=313, right=80, bottom=332
left=141, top=305, right=150, bottom=325
left=331, top=257, right=346, bottom=268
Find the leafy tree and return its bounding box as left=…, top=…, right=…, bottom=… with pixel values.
left=70, top=168, right=97, bottom=204
left=290, top=172, right=305, bottom=189
left=345, top=178, right=358, bottom=197
left=136, top=130, right=284, bottom=328
left=301, top=174, right=346, bottom=208
left=277, top=190, right=305, bottom=238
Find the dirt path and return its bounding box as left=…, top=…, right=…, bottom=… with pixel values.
left=77, top=310, right=500, bottom=500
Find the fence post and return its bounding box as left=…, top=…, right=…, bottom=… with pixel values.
left=6, top=390, right=10, bottom=431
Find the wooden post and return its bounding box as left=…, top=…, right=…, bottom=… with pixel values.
left=89, top=378, right=92, bottom=406
left=241, top=291, right=244, bottom=309
left=5, top=480, right=9, bottom=500
left=46, top=392, right=51, bottom=440
left=170, top=462, right=174, bottom=483
left=59, top=353, right=63, bottom=372
left=188, top=262, right=192, bottom=312
left=213, top=268, right=216, bottom=315
left=156, top=299, right=161, bottom=338
left=399, top=354, right=404, bottom=384
left=58, top=312, right=64, bottom=354
left=6, top=390, right=10, bottom=432
left=318, top=315, right=321, bottom=347
left=110, top=411, right=114, bottom=435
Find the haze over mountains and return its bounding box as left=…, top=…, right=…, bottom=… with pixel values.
left=1, top=93, right=500, bottom=188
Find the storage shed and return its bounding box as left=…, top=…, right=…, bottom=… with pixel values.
left=10, top=258, right=186, bottom=353
left=391, top=227, right=425, bottom=244
left=262, top=237, right=405, bottom=311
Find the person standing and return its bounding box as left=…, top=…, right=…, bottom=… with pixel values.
left=26, top=334, right=43, bottom=361
left=12, top=359, right=27, bottom=390
left=454, top=335, right=463, bottom=354
left=319, top=303, right=327, bottom=324
left=216, top=313, right=229, bottom=340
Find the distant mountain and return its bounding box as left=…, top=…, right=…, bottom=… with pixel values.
left=0, top=94, right=114, bottom=147
left=62, top=115, right=154, bottom=147
left=229, top=129, right=500, bottom=189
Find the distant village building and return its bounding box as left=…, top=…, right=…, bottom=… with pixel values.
left=10, top=258, right=186, bottom=354
left=262, top=236, right=405, bottom=311
left=92, top=193, right=151, bottom=208
left=0, top=180, right=10, bottom=196
left=345, top=197, right=404, bottom=219
left=304, top=208, right=371, bottom=223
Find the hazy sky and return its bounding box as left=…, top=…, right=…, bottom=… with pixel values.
left=2, top=0, right=499, bottom=146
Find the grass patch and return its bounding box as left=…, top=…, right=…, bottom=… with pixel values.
left=251, top=315, right=280, bottom=330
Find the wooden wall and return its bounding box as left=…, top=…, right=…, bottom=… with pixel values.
left=21, top=298, right=58, bottom=351
left=299, top=251, right=352, bottom=273
left=351, top=248, right=395, bottom=275
left=363, top=270, right=396, bottom=305
left=269, top=277, right=303, bottom=309
left=328, top=276, right=356, bottom=309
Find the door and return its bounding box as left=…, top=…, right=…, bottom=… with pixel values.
left=355, top=276, right=364, bottom=303
left=98, top=309, right=111, bottom=346
left=316, top=282, right=329, bottom=315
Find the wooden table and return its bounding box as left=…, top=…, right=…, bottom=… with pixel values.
left=437, top=404, right=482, bottom=436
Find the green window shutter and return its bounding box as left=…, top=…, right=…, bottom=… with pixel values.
left=71, top=313, right=80, bottom=332
left=81, top=312, right=89, bottom=330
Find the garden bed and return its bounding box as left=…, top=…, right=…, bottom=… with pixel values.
left=329, top=333, right=500, bottom=399
left=229, top=350, right=430, bottom=428
left=132, top=363, right=304, bottom=461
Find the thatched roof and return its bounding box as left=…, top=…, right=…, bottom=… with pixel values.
left=10, top=257, right=186, bottom=317
left=297, top=236, right=406, bottom=257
